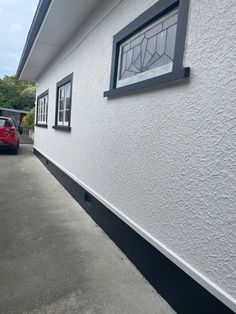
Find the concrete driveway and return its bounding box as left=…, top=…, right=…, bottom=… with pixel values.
left=0, top=145, right=175, bottom=314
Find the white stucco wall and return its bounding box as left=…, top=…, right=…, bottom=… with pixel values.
left=34, top=0, right=236, bottom=308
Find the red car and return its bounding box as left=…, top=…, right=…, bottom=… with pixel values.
left=0, top=116, right=22, bottom=154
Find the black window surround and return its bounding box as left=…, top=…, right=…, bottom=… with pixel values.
left=35, top=89, right=49, bottom=128
left=53, top=73, right=73, bottom=132
left=104, top=0, right=190, bottom=98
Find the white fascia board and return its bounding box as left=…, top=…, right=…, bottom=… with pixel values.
left=19, top=0, right=55, bottom=81
left=20, top=0, right=101, bottom=82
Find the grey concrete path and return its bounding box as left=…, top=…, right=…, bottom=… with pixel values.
left=20, top=133, right=34, bottom=144
left=0, top=145, right=175, bottom=314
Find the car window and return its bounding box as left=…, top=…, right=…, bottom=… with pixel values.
left=0, top=119, right=13, bottom=127
left=0, top=119, right=6, bottom=127
left=5, top=120, right=13, bottom=127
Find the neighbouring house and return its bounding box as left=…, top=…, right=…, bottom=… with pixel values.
left=17, top=0, right=236, bottom=313
left=0, top=107, right=28, bottom=126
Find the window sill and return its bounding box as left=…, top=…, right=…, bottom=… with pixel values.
left=35, top=123, right=48, bottom=128
left=52, top=125, right=71, bottom=132
left=104, top=67, right=190, bottom=98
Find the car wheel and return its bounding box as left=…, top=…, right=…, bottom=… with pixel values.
left=12, top=144, right=19, bottom=155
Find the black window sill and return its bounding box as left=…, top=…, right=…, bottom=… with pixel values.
left=104, top=67, right=190, bottom=98
left=52, top=125, right=71, bottom=132
left=35, top=123, right=48, bottom=128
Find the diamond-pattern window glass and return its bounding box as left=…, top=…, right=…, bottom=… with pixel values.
left=117, top=9, right=178, bottom=87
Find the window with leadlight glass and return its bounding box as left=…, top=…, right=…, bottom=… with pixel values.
left=117, top=9, right=178, bottom=87
left=104, top=0, right=190, bottom=98
left=36, top=91, right=48, bottom=126
left=54, top=73, right=73, bottom=131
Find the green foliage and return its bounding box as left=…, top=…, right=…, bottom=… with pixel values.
left=0, top=75, right=36, bottom=110
left=22, top=108, right=35, bottom=129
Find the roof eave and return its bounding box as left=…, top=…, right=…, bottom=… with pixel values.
left=16, top=0, right=53, bottom=79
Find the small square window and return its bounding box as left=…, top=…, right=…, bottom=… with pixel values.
left=104, top=0, right=190, bottom=98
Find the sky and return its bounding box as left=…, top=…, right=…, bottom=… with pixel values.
left=0, top=0, right=39, bottom=78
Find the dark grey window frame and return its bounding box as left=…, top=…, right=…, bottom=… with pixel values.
left=53, top=73, right=73, bottom=132
left=104, top=0, right=190, bottom=98
left=35, top=89, right=49, bottom=128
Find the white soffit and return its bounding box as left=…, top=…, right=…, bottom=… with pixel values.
left=20, top=0, right=101, bottom=82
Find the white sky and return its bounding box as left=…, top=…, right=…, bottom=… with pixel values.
left=0, top=0, right=39, bottom=78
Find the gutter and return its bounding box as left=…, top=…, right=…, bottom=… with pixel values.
left=16, top=0, right=52, bottom=79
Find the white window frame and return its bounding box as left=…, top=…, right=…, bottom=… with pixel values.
left=54, top=73, right=73, bottom=130
left=57, top=82, right=71, bottom=127
left=37, top=92, right=48, bottom=125
left=103, top=0, right=190, bottom=98
left=116, top=9, right=178, bottom=88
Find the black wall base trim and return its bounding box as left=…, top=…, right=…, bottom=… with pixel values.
left=34, top=148, right=234, bottom=314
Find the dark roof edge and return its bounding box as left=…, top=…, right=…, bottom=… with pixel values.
left=16, top=0, right=53, bottom=79
left=0, top=107, right=29, bottom=114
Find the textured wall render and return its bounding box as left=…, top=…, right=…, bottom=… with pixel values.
left=35, top=0, right=236, bottom=301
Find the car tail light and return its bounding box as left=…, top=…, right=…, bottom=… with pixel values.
left=4, top=127, right=16, bottom=133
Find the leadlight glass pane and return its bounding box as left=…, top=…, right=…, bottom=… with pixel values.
left=163, top=12, right=178, bottom=29
left=149, top=54, right=172, bottom=69
left=133, top=45, right=141, bottom=62
left=145, top=23, right=162, bottom=39
left=126, top=49, right=133, bottom=69
left=120, top=52, right=126, bottom=76
left=165, top=24, right=177, bottom=60
left=134, top=53, right=141, bottom=70
left=156, top=30, right=166, bottom=55
left=131, top=35, right=144, bottom=48
left=143, top=50, right=152, bottom=67
left=147, top=36, right=156, bottom=55
left=123, top=43, right=130, bottom=52
left=117, top=8, right=178, bottom=85
left=141, top=38, right=148, bottom=64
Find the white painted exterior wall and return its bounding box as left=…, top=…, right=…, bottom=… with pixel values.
left=34, top=0, right=236, bottom=309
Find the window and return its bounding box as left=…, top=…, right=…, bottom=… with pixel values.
left=4, top=120, right=13, bottom=127
left=104, top=0, right=190, bottom=98
left=53, top=73, right=73, bottom=131
left=117, top=9, right=178, bottom=87
left=57, top=83, right=71, bottom=126
left=36, top=90, right=48, bottom=127
left=0, top=119, right=10, bottom=127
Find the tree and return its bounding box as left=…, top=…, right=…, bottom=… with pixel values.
left=18, top=85, right=36, bottom=111
left=22, top=108, right=35, bottom=129
left=0, top=75, right=35, bottom=110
